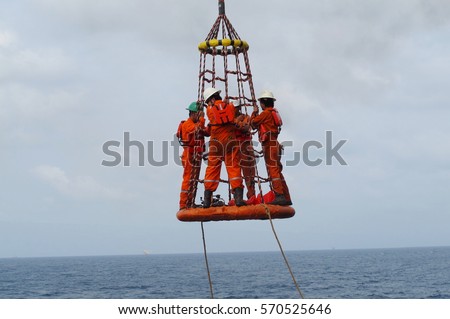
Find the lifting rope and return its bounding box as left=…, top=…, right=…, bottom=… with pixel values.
left=199, top=209, right=305, bottom=299
left=201, top=222, right=214, bottom=299
left=263, top=205, right=305, bottom=299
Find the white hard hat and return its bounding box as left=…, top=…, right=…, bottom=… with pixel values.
left=203, top=87, right=221, bottom=102
left=258, top=90, right=276, bottom=101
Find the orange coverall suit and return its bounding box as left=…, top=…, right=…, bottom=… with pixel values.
left=251, top=108, right=291, bottom=201
left=235, top=114, right=256, bottom=199
left=179, top=117, right=206, bottom=209
left=204, top=100, right=243, bottom=192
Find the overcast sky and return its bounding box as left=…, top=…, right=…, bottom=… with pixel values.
left=1, top=0, right=449, bottom=258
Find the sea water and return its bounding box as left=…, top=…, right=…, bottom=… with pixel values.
left=0, top=247, right=449, bottom=299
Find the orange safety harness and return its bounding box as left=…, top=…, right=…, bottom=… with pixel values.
left=210, top=101, right=235, bottom=125
left=177, top=120, right=206, bottom=152
left=272, top=108, right=283, bottom=127
left=176, top=120, right=189, bottom=146
left=259, top=108, right=283, bottom=142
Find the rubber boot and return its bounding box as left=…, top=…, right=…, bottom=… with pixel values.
left=246, top=181, right=256, bottom=200
left=268, top=193, right=290, bottom=206
left=203, top=190, right=213, bottom=208
left=281, top=179, right=292, bottom=205
left=234, top=187, right=247, bottom=207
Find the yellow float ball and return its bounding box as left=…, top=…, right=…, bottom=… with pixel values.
left=221, top=38, right=232, bottom=47
left=198, top=42, right=208, bottom=51
left=209, top=39, right=219, bottom=47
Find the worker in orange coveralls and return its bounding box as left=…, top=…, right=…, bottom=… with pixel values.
left=251, top=90, right=292, bottom=206
left=202, top=87, right=246, bottom=208
left=178, top=102, right=208, bottom=210
left=234, top=102, right=256, bottom=201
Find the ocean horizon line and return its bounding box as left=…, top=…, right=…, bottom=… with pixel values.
left=2, top=245, right=449, bottom=260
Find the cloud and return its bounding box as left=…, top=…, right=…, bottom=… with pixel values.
left=33, top=165, right=136, bottom=200
left=31, top=0, right=208, bottom=46
left=247, top=0, right=450, bottom=109
left=0, top=84, right=84, bottom=118
left=0, top=28, right=78, bottom=117
left=350, top=66, right=393, bottom=88
left=0, top=44, right=74, bottom=82
left=0, top=30, right=15, bottom=47
left=0, top=29, right=86, bottom=144
left=0, top=83, right=87, bottom=146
